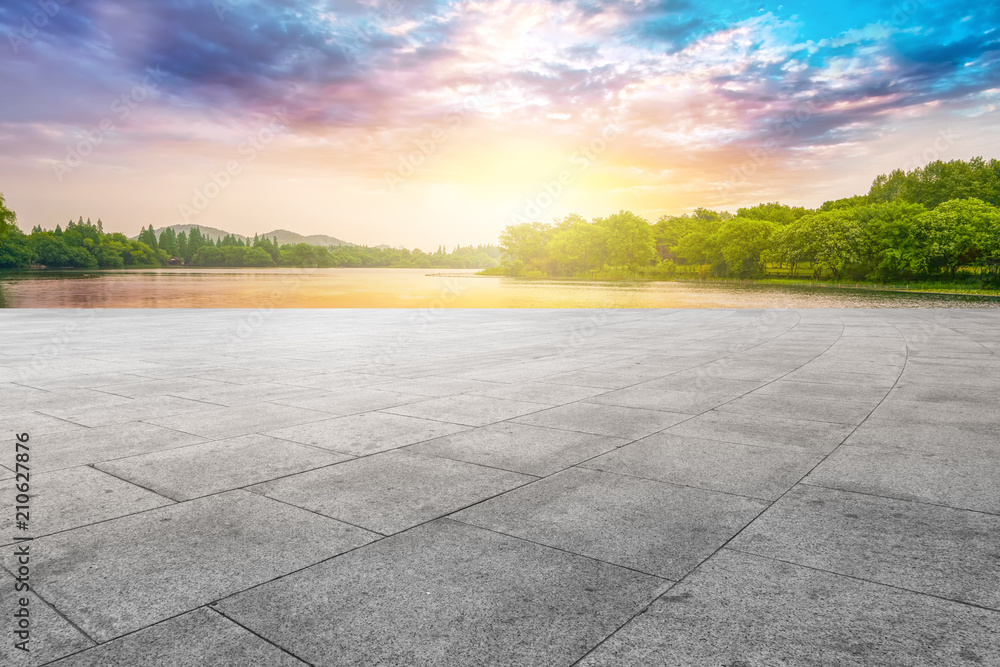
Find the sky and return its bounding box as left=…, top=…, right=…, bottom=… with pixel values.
left=0, top=0, right=997, bottom=248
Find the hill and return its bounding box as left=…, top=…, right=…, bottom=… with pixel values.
left=258, top=229, right=351, bottom=247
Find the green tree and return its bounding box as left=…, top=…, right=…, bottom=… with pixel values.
left=596, top=211, right=655, bottom=269
left=0, top=193, right=16, bottom=242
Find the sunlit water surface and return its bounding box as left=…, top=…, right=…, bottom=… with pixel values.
left=1, top=268, right=997, bottom=308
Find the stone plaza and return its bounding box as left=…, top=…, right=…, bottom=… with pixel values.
left=1, top=309, right=998, bottom=666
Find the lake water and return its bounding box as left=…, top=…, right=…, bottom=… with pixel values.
left=1, top=268, right=998, bottom=308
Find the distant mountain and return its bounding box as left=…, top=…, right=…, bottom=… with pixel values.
left=257, top=229, right=351, bottom=247
left=147, top=225, right=353, bottom=247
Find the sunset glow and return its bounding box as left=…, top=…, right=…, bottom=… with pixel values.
left=2, top=0, right=998, bottom=247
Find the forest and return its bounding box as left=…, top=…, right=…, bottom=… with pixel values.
left=0, top=201, right=500, bottom=270
left=497, top=158, right=1000, bottom=286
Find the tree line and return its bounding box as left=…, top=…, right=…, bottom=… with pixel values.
left=0, top=203, right=500, bottom=270
left=498, top=157, right=1000, bottom=284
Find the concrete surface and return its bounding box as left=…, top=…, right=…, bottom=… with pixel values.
left=0, top=309, right=997, bottom=666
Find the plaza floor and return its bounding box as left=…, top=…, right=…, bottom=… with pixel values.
left=1, top=309, right=998, bottom=666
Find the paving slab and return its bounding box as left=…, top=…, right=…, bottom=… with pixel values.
left=383, top=394, right=546, bottom=426
left=251, top=449, right=533, bottom=534
left=272, top=387, right=427, bottom=416
left=39, top=395, right=215, bottom=428
left=513, top=402, right=689, bottom=439
left=454, top=467, right=766, bottom=579
left=265, top=411, right=471, bottom=456
left=410, top=422, right=627, bottom=476
left=27, top=422, right=208, bottom=472
left=4, top=466, right=172, bottom=541
left=463, top=380, right=610, bottom=405
left=585, top=386, right=736, bottom=414
left=0, top=382, right=51, bottom=416
left=715, top=392, right=877, bottom=425
left=732, top=484, right=1000, bottom=609
left=0, top=411, right=86, bottom=437
left=1, top=309, right=998, bottom=665
left=0, top=573, right=94, bottom=667
left=539, top=369, right=646, bottom=389
left=93, top=377, right=230, bottom=400
left=752, top=379, right=890, bottom=403
left=583, top=432, right=822, bottom=500
left=14, top=490, right=378, bottom=641
left=48, top=608, right=307, bottom=667
left=96, top=434, right=350, bottom=501
left=146, top=402, right=332, bottom=439
left=165, top=381, right=317, bottom=407
left=578, top=549, right=1000, bottom=667
left=805, top=446, right=1000, bottom=514
left=216, top=519, right=668, bottom=667
left=665, top=409, right=855, bottom=453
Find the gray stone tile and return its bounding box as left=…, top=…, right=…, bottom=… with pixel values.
left=384, top=394, right=545, bottom=427
left=638, top=375, right=763, bottom=395
left=0, top=382, right=51, bottom=416
left=0, top=572, right=94, bottom=667
left=371, top=376, right=506, bottom=397
left=514, top=402, right=688, bottom=439
left=216, top=519, right=667, bottom=667
left=464, top=381, right=610, bottom=405
left=48, top=608, right=307, bottom=667
left=14, top=372, right=148, bottom=392
left=29, top=422, right=208, bottom=472
left=753, top=379, right=889, bottom=403
left=97, top=435, right=349, bottom=501
left=578, top=549, right=1000, bottom=667
left=274, top=371, right=392, bottom=391
left=732, top=484, right=1000, bottom=609
left=265, top=412, right=471, bottom=456
left=41, top=395, right=214, bottom=428
left=666, top=410, right=855, bottom=453
left=15, top=491, right=377, bottom=641
left=146, top=402, right=331, bottom=439
left=24, top=389, right=133, bottom=421
left=4, top=467, right=172, bottom=540
left=583, top=432, right=822, bottom=500
left=871, top=398, right=999, bottom=428
left=715, top=392, right=876, bottom=425
left=805, top=446, right=1000, bottom=514
left=454, top=467, right=766, bottom=579
left=165, top=381, right=316, bottom=407
left=251, top=449, right=532, bottom=534
left=272, top=387, right=427, bottom=416
left=410, top=422, right=626, bottom=476
left=844, top=418, right=1000, bottom=456
left=0, top=411, right=86, bottom=437
left=94, top=377, right=229, bottom=399
left=541, top=370, right=643, bottom=389
left=586, top=386, right=734, bottom=414
left=782, top=368, right=900, bottom=387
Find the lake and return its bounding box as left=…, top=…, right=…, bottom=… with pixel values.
left=1, top=268, right=998, bottom=308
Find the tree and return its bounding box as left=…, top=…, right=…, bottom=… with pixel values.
left=158, top=227, right=179, bottom=257
left=547, top=221, right=606, bottom=275
left=498, top=222, right=551, bottom=274
left=0, top=227, right=34, bottom=268
left=917, top=198, right=999, bottom=278
left=0, top=193, right=18, bottom=243
left=597, top=211, right=655, bottom=269
left=714, top=217, right=777, bottom=278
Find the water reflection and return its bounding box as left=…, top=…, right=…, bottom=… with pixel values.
left=1, top=268, right=998, bottom=309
